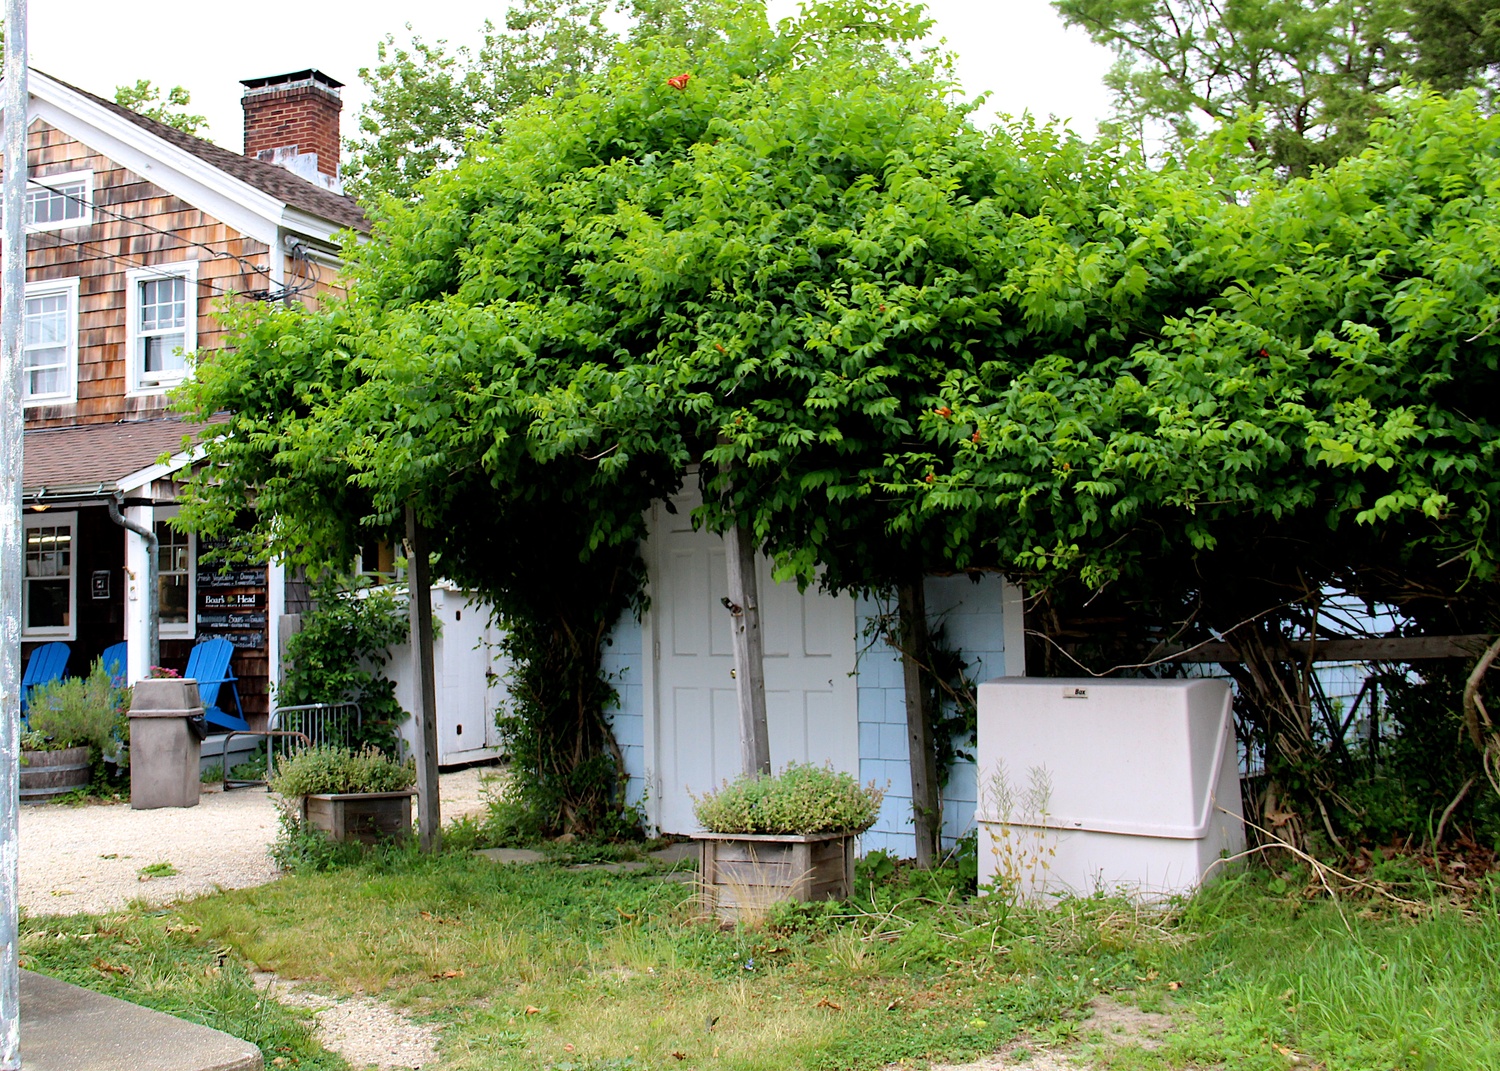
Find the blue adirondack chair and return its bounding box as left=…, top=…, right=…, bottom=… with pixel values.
left=20, top=642, right=70, bottom=718
left=185, top=638, right=248, bottom=732
left=99, top=642, right=128, bottom=686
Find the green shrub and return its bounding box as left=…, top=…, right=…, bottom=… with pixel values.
left=280, top=577, right=412, bottom=754
left=268, top=745, right=415, bottom=797
left=692, top=763, right=883, bottom=835
left=26, top=659, right=129, bottom=753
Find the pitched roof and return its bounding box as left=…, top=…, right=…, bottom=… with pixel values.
left=41, top=71, right=368, bottom=234
left=23, top=416, right=226, bottom=496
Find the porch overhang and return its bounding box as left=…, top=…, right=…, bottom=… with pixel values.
left=22, top=416, right=223, bottom=505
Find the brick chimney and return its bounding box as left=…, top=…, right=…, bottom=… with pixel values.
left=240, top=70, right=343, bottom=192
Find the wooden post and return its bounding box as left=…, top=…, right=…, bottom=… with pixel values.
left=405, top=505, right=442, bottom=852
left=1, top=10, right=28, bottom=1066
left=899, top=579, right=939, bottom=868
left=724, top=522, right=771, bottom=776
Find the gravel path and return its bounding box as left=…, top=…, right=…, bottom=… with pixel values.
left=19, top=766, right=499, bottom=917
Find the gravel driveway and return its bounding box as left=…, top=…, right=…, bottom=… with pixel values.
left=19, top=766, right=498, bottom=917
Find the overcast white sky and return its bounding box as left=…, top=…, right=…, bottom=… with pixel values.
left=30, top=1, right=1117, bottom=153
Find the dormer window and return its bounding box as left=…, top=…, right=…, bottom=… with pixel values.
left=24, top=170, right=93, bottom=231
left=126, top=262, right=198, bottom=395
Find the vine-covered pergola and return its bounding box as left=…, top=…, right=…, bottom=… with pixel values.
left=179, top=0, right=1500, bottom=842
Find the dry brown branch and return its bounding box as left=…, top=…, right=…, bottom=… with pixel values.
left=1433, top=776, right=1476, bottom=851
left=1462, top=634, right=1500, bottom=747
left=1208, top=807, right=1431, bottom=923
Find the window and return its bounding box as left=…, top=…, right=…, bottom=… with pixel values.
left=22, top=278, right=79, bottom=406
left=24, top=171, right=93, bottom=231
left=126, top=262, right=198, bottom=394
left=23, top=512, right=77, bottom=640
left=155, top=508, right=195, bottom=638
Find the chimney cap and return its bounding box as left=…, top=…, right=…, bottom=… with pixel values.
left=240, top=69, right=343, bottom=94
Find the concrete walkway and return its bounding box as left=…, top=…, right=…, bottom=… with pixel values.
left=20, top=970, right=262, bottom=1071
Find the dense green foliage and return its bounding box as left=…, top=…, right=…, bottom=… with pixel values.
left=279, top=579, right=411, bottom=753
left=1056, top=0, right=1412, bottom=170
left=1054, top=0, right=1500, bottom=170
left=25, top=659, right=129, bottom=755
left=692, top=763, right=884, bottom=834
left=182, top=0, right=1500, bottom=832
left=344, top=0, right=618, bottom=200
left=268, top=744, right=416, bottom=797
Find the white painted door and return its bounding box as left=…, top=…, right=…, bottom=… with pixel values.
left=648, top=490, right=858, bottom=834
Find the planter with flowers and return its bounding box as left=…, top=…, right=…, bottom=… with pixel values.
left=268, top=745, right=417, bottom=844
left=690, top=763, right=883, bottom=919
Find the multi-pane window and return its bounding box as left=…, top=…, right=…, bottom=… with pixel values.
left=140, top=277, right=187, bottom=380
left=22, top=280, right=78, bottom=403
left=24, top=514, right=76, bottom=639
left=156, top=517, right=193, bottom=636
left=23, top=173, right=92, bottom=231
left=127, top=263, right=197, bottom=394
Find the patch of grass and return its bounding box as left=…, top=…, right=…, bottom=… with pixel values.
left=1133, top=871, right=1500, bottom=1071
left=25, top=844, right=1500, bottom=1071
left=18, top=908, right=347, bottom=1070
left=136, top=861, right=178, bottom=879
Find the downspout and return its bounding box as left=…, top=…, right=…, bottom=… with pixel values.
left=108, top=493, right=159, bottom=673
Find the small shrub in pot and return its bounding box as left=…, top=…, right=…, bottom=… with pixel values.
left=690, top=765, right=884, bottom=919
left=692, top=763, right=883, bottom=835
left=268, top=745, right=415, bottom=797
left=270, top=746, right=416, bottom=846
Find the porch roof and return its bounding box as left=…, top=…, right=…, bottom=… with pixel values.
left=22, top=416, right=224, bottom=501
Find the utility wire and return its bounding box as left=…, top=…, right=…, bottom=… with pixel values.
left=26, top=175, right=271, bottom=281
left=25, top=232, right=315, bottom=302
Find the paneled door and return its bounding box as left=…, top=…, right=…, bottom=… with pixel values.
left=647, top=489, right=858, bottom=834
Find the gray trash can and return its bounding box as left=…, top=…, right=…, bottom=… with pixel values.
left=129, top=678, right=207, bottom=809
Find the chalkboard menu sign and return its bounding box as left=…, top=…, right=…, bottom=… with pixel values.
left=196, top=535, right=268, bottom=650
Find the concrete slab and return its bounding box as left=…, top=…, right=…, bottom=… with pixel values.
left=20, top=970, right=262, bottom=1071
left=649, top=841, right=698, bottom=866
left=568, top=860, right=651, bottom=873
left=475, top=847, right=548, bottom=865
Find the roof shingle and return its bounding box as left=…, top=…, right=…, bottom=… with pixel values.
left=43, top=71, right=369, bottom=234
left=23, top=416, right=224, bottom=494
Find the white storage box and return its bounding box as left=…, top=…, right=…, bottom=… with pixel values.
left=976, top=678, right=1244, bottom=901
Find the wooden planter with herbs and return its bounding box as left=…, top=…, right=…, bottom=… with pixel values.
left=694, top=831, right=857, bottom=919
left=300, top=790, right=416, bottom=844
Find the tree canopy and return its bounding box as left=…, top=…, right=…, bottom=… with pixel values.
left=180, top=0, right=1500, bottom=829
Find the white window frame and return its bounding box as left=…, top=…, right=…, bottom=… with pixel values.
left=154, top=505, right=196, bottom=640
left=22, top=511, right=78, bottom=641
left=24, top=169, right=94, bottom=232
left=22, top=277, right=79, bottom=407
left=125, top=260, right=199, bottom=396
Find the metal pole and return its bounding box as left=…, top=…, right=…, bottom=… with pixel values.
left=1, top=2, right=28, bottom=1066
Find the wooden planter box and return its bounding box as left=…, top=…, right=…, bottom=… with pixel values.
left=694, top=831, right=857, bottom=920
left=300, top=790, right=416, bottom=844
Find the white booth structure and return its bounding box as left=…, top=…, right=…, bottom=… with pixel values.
left=976, top=678, right=1245, bottom=901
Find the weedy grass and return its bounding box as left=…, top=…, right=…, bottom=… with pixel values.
left=21, top=847, right=1500, bottom=1071
left=18, top=907, right=347, bottom=1070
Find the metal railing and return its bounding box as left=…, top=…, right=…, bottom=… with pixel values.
left=223, top=701, right=363, bottom=790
